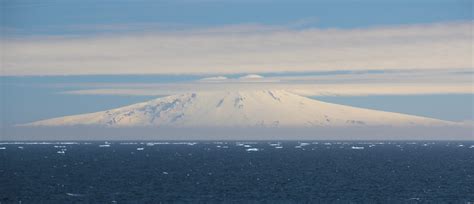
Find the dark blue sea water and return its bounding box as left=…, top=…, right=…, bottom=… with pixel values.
left=1, top=141, right=474, bottom=203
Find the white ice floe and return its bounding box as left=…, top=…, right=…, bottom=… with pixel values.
left=59, top=142, right=79, bottom=145
left=351, top=146, right=365, bottom=150
left=0, top=142, right=78, bottom=145
left=246, top=148, right=259, bottom=152
left=137, top=147, right=144, bottom=151
left=170, top=142, right=197, bottom=146
left=150, top=142, right=169, bottom=145
left=275, top=146, right=283, bottom=149
left=99, top=144, right=111, bottom=147
left=0, top=142, right=53, bottom=145
left=120, top=142, right=138, bottom=145
left=0, top=147, right=6, bottom=150
left=66, top=193, right=84, bottom=197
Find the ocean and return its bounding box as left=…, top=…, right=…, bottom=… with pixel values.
left=1, top=141, right=473, bottom=203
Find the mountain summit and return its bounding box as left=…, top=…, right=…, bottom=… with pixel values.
left=25, top=90, right=451, bottom=127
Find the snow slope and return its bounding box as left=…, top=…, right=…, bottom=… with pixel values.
left=25, top=90, right=452, bottom=127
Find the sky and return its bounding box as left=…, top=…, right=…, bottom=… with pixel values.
left=0, top=0, right=473, bottom=140
left=2, top=0, right=471, bottom=34
left=1, top=0, right=472, bottom=75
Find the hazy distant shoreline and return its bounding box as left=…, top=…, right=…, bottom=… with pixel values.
left=2, top=126, right=472, bottom=141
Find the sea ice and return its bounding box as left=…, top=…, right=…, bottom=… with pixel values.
left=66, top=193, right=84, bottom=197
left=59, top=142, right=79, bottom=145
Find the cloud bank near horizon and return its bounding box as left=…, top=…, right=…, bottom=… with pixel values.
left=57, top=69, right=473, bottom=96
left=2, top=21, right=472, bottom=76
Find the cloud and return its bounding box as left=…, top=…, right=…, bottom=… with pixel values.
left=57, top=69, right=473, bottom=96
left=199, top=76, right=229, bottom=81
left=198, top=74, right=272, bottom=83
left=61, top=83, right=473, bottom=97
left=238, top=74, right=264, bottom=80
left=1, top=21, right=472, bottom=75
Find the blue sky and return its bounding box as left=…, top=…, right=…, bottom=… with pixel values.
left=1, top=0, right=473, bottom=128
left=2, top=0, right=471, bottom=36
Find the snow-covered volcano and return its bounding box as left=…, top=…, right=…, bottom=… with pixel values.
left=25, top=90, right=452, bottom=127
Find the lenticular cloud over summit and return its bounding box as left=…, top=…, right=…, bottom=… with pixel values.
left=25, top=90, right=453, bottom=128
